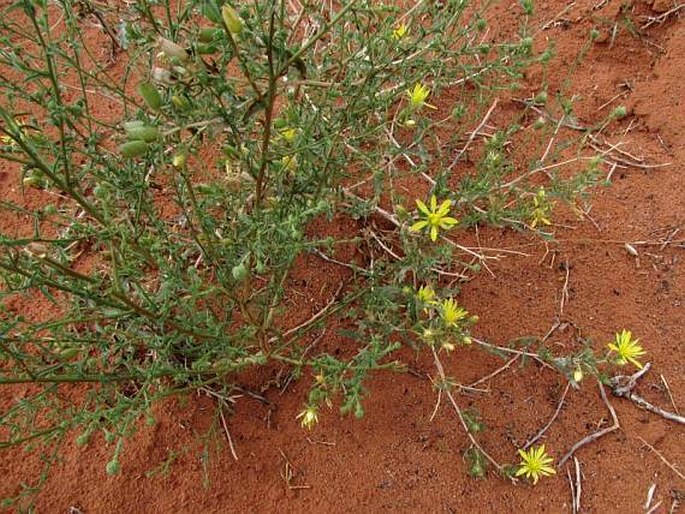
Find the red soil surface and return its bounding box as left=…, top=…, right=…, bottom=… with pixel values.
left=1, top=1, right=684, bottom=512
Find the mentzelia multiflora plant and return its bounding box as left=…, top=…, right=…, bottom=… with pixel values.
left=0, top=0, right=629, bottom=503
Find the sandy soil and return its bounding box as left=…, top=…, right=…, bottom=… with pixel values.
left=1, top=0, right=684, bottom=512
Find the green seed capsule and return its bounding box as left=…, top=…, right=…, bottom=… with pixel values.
left=232, top=263, right=248, bottom=282
left=221, top=5, right=243, bottom=35
left=199, top=27, right=222, bottom=42
left=202, top=4, right=222, bottom=24
left=197, top=43, right=218, bottom=55
left=124, top=125, right=159, bottom=142
left=273, top=118, right=288, bottom=129
left=138, top=82, right=163, bottom=111
left=158, top=37, right=189, bottom=62
left=119, top=140, right=149, bottom=158
left=58, top=348, right=79, bottom=361
left=123, top=120, right=145, bottom=131
left=171, top=95, right=190, bottom=110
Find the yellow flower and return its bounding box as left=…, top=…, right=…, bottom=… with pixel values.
left=279, top=127, right=298, bottom=142
left=1, top=118, right=26, bottom=147
left=516, top=445, right=556, bottom=484
left=608, top=330, right=646, bottom=369
left=406, top=83, right=436, bottom=110
left=530, top=187, right=553, bottom=229
left=281, top=154, right=298, bottom=172
left=392, top=23, right=409, bottom=40
left=296, top=406, right=319, bottom=430
left=416, top=285, right=437, bottom=305
left=410, top=195, right=459, bottom=242
left=439, top=298, right=468, bottom=328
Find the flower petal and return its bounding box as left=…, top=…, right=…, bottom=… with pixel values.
left=416, top=199, right=430, bottom=216
left=437, top=199, right=452, bottom=216
left=410, top=220, right=428, bottom=232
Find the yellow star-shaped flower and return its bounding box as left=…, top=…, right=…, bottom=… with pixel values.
left=410, top=195, right=459, bottom=242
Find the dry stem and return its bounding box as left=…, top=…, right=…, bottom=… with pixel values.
left=524, top=381, right=571, bottom=450
left=558, top=382, right=619, bottom=468
left=431, top=347, right=507, bottom=477
left=610, top=363, right=685, bottom=426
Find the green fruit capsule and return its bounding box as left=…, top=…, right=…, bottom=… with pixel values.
left=221, top=5, right=243, bottom=35
left=199, top=27, right=222, bottom=42
left=124, top=125, right=159, bottom=142
left=197, top=43, right=218, bottom=54
left=119, top=140, right=149, bottom=158
left=171, top=95, right=190, bottom=110
left=58, top=348, right=79, bottom=361
left=202, top=4, right=222, bottom=24
left=232, top=263, right=248, bottom=282
left=138, top=82, right=163, bottom=111
left=123, top=120, right=145, bottom=131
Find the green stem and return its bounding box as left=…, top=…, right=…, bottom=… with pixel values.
left=276, top=0, right=360, bottom=77
left=254, top=11, right=278, bottom=208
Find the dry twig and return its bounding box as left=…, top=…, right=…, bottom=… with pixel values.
left=645, top=483, right=658, bottom=512
left=447, top=98, right=499, bottom=171
left=610, top=363, right=685, bottom=426
left=637, top=436, right=685, bottom=482
left=431, top=347, right=508, bottom=477
left=558, top=382, right=619, bottom=467
left=219, top=401, right=239, bottom=461
left=566, top=456, right=582, bottom=514
left=524, top=381, right=571, bottom=450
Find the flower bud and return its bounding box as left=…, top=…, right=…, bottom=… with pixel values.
left=75, top=432, right=90, bottom=447
left=105, top=459, right=120, bottom=476
left=612, top=105, right=627, bottom=119
left=573, top=367, right=584, bottom=383
left=172, top=152, right=187, bottom=168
